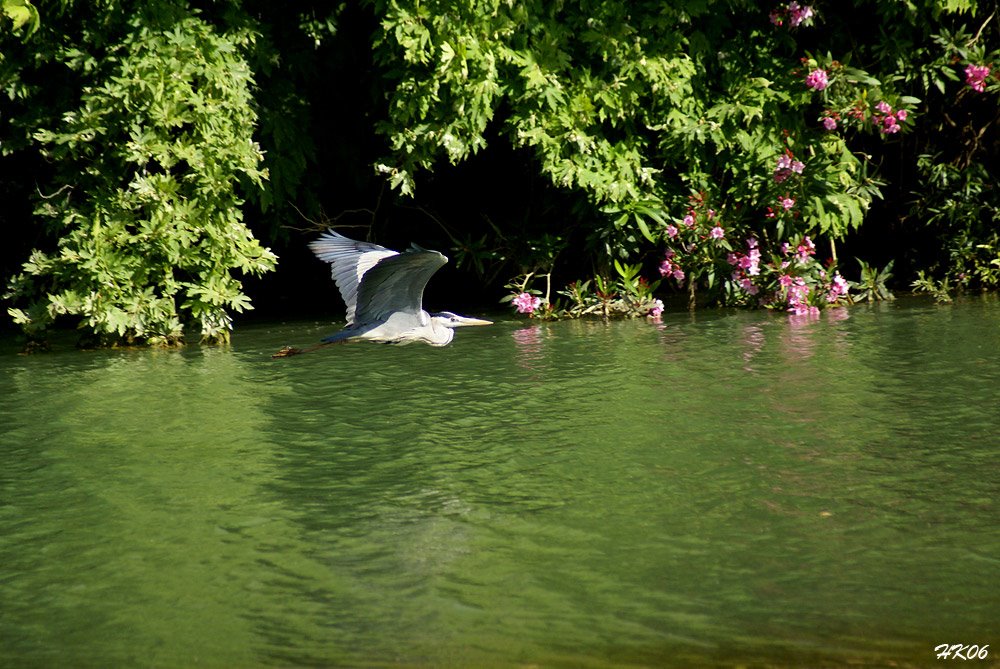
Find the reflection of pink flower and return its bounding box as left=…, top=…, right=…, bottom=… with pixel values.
left=791, top=304, right=820, bottom=316
left=965, top=64, right=990, bottom=93
left=805, top=68, right=828, bottom=91
left=710, top=226, right=725, bottom=239
left=512, top=292, right=542, bottom=314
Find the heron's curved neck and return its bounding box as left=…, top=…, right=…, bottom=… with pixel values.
left=428, top=317, right=456, bottom=346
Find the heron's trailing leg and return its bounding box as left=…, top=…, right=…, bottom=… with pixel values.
left=271, top=340, right=344, bottom=358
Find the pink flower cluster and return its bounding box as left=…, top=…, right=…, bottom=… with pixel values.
left=827, top=273, right=849, bottom=303
left=659, top=250, right=685, bottom=284
left=728, top=238, right=763, bottom=295
left=770, top=2, right=814, bottom=28
left=648, top=299, right=664, bottom=318
left=805, top=68, right=828, bottom=91
left=872, top=100, right=907, bottom=135
left=839, top=99, right=911, bottom=135
left=513, top=292, right=542, bottom=314
left=792, top=235, right=815, bottom=263
left=965, top=64, right=991, bottom=93
left=773, top=152, right=805, bottom=183
left=784, top=276, right=818, bottom=316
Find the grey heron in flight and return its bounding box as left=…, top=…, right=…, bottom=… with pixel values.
left=273, top=230, right=491, bottom=356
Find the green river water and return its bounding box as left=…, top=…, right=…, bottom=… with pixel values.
left=1, top=297, right=998, bottom=668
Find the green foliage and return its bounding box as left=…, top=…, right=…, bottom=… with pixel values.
left=506, top=258, right=662, bottom=321
left=909, top=152, right=1000, bottom=294
left=4, top=10, right=275, bottom=344
left=2, top=0, right=999, bottom=342
left=369, top=0, right=953, bottom=310
left=0, top=0, right=38, bottom=36
left=912, top=270, right=954, bottom=302
left=852, top=259, right=895, bottom=302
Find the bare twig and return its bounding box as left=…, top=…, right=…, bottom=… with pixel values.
left=36, top=183, right=72, bottom=200
left=970, top=11, right=995, bottom=45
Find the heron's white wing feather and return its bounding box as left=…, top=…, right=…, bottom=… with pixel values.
left=354, top=248, right=448, bottom=324
left=309, top=230, right=398, bottom=325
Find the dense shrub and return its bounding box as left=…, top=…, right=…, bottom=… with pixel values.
left=1, top=0, right=997, bottom=341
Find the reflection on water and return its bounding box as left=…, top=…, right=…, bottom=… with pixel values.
left=1, top=298, right=999, bottom=667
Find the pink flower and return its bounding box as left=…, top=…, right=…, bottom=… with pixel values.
left=788, top=2, right=814, bottom=27
left=822, top=116, right=837, bottom=130
left=747, top=248, right=761, bottom=275
left=773, top=3, right=814, bottom=28
left=774, top=154, right=804, bottom=182
left=875, top=100, right=892, bottom=114
left=666, top=224, right=678, bottom=238
left=795, top=236, right=815, bottom=262
left=881, top=115, right=900, bottom=134
left=672, top=268, right=685, bottom=283
left=805, top=68, right=828, bottom=91
left=779, top=274, right=794, bottom=288
left=965, top=64, right=990, bottom=93
left=781, top=197, right=795, bottom=210
left=710, top=226, right=725, bottom=239
left=739, top=277, right=759, bottom=295
left=896, top=109, right=908, bottom=121
left=827, top=272, right=850, bottom=303
left=780, top=242, right=790, bottom=255
left=659, top=258, right=674, bottom=276
left=649, top=299, right=664, bottom=318
left=512, top=292, right=542, bottom=314
left=682, top=214, right=695, bottom=227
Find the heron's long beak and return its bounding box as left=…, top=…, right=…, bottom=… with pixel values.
left=454, top=316, right=493, bottom=327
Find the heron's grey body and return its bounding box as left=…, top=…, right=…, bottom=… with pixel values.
left=308, top=230, right=491, bottom=346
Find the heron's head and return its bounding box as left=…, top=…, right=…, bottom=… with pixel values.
left=432, top=311, right=493, bottom=328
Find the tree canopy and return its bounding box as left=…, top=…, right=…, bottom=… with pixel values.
left=1, top=0, right=998, bottom=343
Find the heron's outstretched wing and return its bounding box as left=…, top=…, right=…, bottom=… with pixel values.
left=354, top=248, right=448, bottom=324
left=309, top=230, right=398, bottom=325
